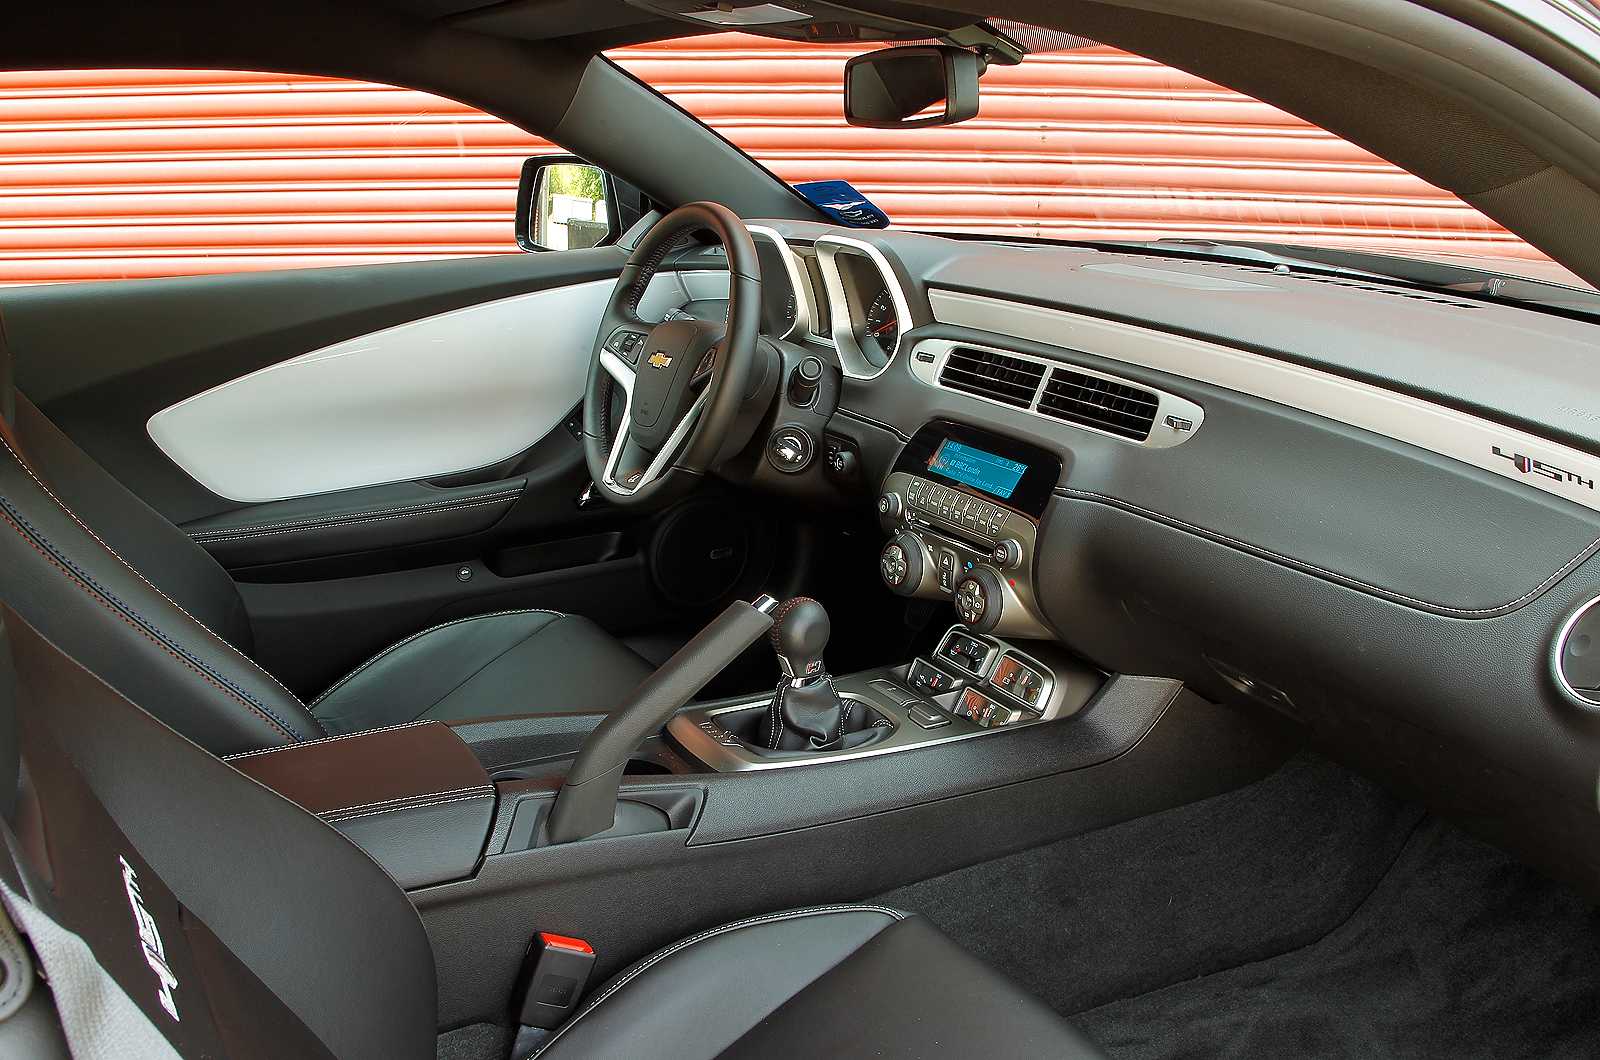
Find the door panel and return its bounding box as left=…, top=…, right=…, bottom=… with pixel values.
left=146, top=280, right=610, bottom=501
left=180, top=475, right=530, bottom=567
left=4, top=248, right=626, bottom=524
left=2, top=247, right=773, bottom=696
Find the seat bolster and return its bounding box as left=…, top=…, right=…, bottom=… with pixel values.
left=533, top=906, right=906, bottom=1060
left=714, top=913, right=1110, bottom=1060
left=15, top=396, right=256, bottom=655
left=0, top=419, right=319, bottom=754
left=311, top=610, right=654, bottom=734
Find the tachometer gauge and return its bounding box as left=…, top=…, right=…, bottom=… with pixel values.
left=864, top=290, right=899, bottom=356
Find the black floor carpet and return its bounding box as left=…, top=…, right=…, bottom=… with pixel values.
left=878, top=753, right=1600, bottom=1059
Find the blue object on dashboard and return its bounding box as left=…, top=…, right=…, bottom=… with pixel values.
left=793, top=180, right=890, bottom=228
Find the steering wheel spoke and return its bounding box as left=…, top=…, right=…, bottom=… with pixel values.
left=582, top=202, right=764, bottom=509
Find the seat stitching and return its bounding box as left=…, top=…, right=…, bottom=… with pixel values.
left=309, top=608, right=565, bottom=710
left=221, top=720, right=435, bottom=760
left=188, top=490, right=521, bottom=542
left=530, top=905, right=907, bottom=1058
left=0, top=492, right=302, bottom=742
left=1, top=434, right=307, bottom=706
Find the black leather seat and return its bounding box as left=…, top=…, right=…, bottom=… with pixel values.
left=0, top=603, right=1110, bottom=1060
left=0, top=313, right=653, bottom=755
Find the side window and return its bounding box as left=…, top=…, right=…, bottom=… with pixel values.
left=0, top=70, right=553, bottom=287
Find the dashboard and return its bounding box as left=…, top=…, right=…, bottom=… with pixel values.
left=644, top=215, right=1600, bottom=887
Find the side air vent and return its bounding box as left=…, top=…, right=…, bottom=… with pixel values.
left=939, top=346, right=1046, bottom=408
left=1037, top=367, right=1160, bottom=440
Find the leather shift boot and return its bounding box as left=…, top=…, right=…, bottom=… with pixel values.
left=760, top=676, right=890, bottom=752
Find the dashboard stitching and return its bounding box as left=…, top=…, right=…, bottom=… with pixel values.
left=1057, top=487, right=1600, bottom=618
left=835, top=406, right=911, bottom=441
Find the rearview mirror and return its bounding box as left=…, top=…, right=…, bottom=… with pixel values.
left=843, top=45, right=982, bottom=129
left=516, top=155, right=624, bottom=251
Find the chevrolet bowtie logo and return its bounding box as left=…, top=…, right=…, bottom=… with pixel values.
left=647, top=350, right=672, bottom=370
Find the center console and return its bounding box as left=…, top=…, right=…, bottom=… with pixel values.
left=875, top=421, right=1060, bottom=638
left=667, top=625, right=1101, bottom=770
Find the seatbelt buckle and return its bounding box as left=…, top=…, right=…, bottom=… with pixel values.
left=516, top=933, right=596, bottom=1029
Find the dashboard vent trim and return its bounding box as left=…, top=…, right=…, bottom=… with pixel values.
left=1037, top=366, right=1159, bottom=440
left=909, top=337, right=1206, bottom=450
left=939, top=346, right=1047, bottom=408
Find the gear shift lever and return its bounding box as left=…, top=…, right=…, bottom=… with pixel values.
left=760, top=598, right=888, bottom=752
left=773, top=597, right=830, bottom=680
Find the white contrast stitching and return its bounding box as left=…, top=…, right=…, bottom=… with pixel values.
left=188, top=489, right=521, bottom=542
left=323, top=790, right=496, bottom=825
left=321, top=786, right=495, bottom=821
left=529, top=905, right=907, bottom=1058
left=309, top=609, right=565, bottom=709
left=0, top=433, right=310, bottom=718
left=221, top=720, right=435, bottom=761
left=1057, top=487, right=1600, bottom=618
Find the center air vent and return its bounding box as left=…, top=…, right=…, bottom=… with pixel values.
left=1037, top=367, right=1159, bottom=440
left=916, top=338, right=1203, bottom=449
left=939, top=347, right=1046, bottom=408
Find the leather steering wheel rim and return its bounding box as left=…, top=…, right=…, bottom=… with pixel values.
left=582, top=202, right=761, bottom=509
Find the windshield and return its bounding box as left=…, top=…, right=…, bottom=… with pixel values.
left=609, top=30, right=1589, bottom=291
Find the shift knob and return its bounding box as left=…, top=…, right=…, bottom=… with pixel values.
left=771, top=597, right=830, bottom=680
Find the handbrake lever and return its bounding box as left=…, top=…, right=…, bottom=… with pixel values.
left=544, top=594, right=781, bottom=844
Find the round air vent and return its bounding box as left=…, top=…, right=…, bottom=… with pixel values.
left=1553, top=595, right=1600, bottom=708
left=650, top=502, right=749, bottom=608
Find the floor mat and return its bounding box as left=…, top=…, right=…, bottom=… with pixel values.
left=878, top=753, right=1600, bottom=1058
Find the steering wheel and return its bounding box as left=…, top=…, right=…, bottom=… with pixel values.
left=582, top=202, right=761, bottom=509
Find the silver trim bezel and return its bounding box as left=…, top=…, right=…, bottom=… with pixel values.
left=747, top=225, right=811, bottom=341
left=596, top=349, right=711, bottom=497
left=1552, top=593, right=1600, bottom=709
left=909, top=337, right=1205, bottom=449
left=930, top=288, right=1600, bottom=515
left=815, top=235, right=915, bottom=380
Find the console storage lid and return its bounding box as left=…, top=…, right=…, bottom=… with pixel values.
left=227, top=720, right=495, bottom=890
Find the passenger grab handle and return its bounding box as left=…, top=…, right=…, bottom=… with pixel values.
left=544, top=594, right=781, bottom=844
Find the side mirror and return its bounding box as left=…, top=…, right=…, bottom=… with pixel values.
left=843, top=45, right=982, bottom=129
left=515, top=155, right=642, bottom=251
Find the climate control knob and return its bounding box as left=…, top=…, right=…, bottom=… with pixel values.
left=992, top=539, right=1023, bottom=570
left=880, top=532, right=925, bottom=596
left=954, top=567, right=1003, bottom=634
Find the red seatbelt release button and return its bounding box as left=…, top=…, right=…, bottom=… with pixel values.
left=516, top=933, right=596, bottom=1029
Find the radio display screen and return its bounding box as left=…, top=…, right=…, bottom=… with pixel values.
left=927, top=440, right=1027, bottom=500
